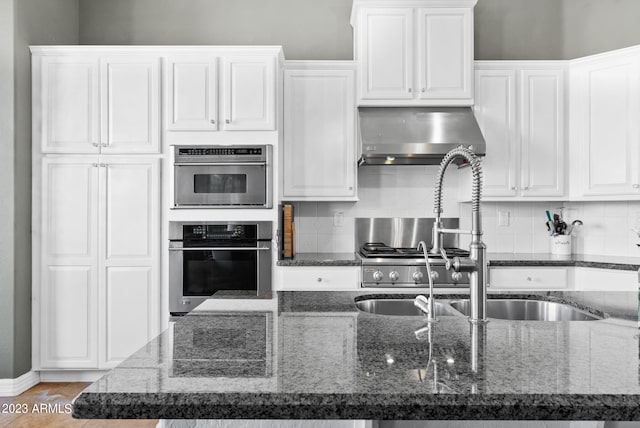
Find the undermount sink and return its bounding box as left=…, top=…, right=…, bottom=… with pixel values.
left=355, top=297, right=603, bottom=321
left=449, top=299, right=602, bottom=321
left=355, top=299, right=461, bottom=317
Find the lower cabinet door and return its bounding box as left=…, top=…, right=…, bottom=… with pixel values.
left=41, top=265, right=99, bottom=368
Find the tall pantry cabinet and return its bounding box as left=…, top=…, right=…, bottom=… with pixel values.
left=31, top=48, right=161, bottom=372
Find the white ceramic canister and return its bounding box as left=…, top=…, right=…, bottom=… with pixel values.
left=550, top=235, right=572, bottom=255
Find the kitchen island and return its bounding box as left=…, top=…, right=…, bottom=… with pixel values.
left=73, top=291, right=640, bottom=422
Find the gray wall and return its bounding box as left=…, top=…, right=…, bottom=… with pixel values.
left=79, top=0, right=354, bottom=60
left=0, top=0, right=79, bottom=379
left=78, top=0, right=640, bottom=60
left=0, top=0, right=17, bottom=380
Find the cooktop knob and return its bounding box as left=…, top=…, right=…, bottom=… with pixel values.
left=389, top=271, right=400, bottom=282
left=451, top=271, right=463, bottom=282
left=412, top=271, right=424, bottom=282
left=429, top=271, right=440, bottom=281
left=372, top=271, right=384, bottom=282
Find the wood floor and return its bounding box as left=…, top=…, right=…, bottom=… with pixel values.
left=0, top=382, right=158, bottom=428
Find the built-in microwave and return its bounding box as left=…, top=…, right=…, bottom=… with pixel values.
left=173, top=145, right=272, bottom=208
left=169, top=221, right=272, bottom=315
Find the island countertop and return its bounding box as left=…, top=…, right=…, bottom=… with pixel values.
left=73, top=291, right=640, bottom=421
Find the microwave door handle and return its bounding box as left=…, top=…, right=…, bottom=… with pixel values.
left=168, top=247, right=271, bottom=251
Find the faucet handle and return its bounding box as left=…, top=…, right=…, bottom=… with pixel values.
left=440, top=248, right=451, bottom=270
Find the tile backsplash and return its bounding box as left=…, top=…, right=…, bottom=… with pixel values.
left=459, top=201, right=640, bottom=256
left=289, top=165, right=461, bottom=253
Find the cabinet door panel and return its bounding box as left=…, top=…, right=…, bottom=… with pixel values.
left=577, top=59, right=640, bottom=196
left=41, top=266, right=98, bottom=368
left=42, top=158, right=99, bottom=262
left=41, top=57, right=99, bottom=153
left=359, top=8, right=413, bottom=99
left=474, top=70, right=517, bottom=197
left=102, top=158, right=159, bottom=263
left=104, top=267, right=154, bottom=364
left=283, top=69, right=356, bottom=198
left=519, top=69, right=565, bottom=197
left=166, top=56, right=218, bottom=131
left=418, top=8, right=472, bottom=100
left=222, top=56, right=276, bottom=130
left=100, top=57, right=160, bottom=153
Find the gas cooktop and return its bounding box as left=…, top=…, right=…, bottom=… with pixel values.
left=359, top=242, right=470, bottom=259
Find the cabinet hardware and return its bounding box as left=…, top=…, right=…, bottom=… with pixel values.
left=526, top=277, right=532, bottom=281
left=348, top=186, right=353, bottom=190
left=523, top=186, right=529, bottom=190
left=225, top=119, right=230, bottom=124
left=421, top=88, right=425, bottom=93
left=92, top=163, right=98, bottom=167
left=511, top=186, right=517, bottom=190
left=101, top=143, right=108, bottom=147
left=210, top=120, right=216, bottom=124
left=99, top=163, right=106, bottom=167
left=92, top=143, right=99, bottom=147
left=407, top=88, right=412, bottom=93
left=317, top=278, right=323, bottom=282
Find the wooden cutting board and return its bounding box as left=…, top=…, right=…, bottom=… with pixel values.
left=283, top=204, right=294, bottom=258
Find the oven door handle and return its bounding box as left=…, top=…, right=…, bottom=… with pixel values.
left=169, top=247, right=271, bottom=251
left=174, top=162, right=267, bottom=167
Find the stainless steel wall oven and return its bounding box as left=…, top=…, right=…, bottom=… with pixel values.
left=173, top=145, right=272, bottom=208
left=169, top=221, right=272, bottom=314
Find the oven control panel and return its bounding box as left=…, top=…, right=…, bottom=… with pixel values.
left=361, top=265, right=470, bottom=288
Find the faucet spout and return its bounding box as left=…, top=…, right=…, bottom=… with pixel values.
left=415, top=241, right=438, bottom=323
left=430, top=146, right=488, bottom=324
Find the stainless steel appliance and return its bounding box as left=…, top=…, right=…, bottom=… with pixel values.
left=169, top=221, right=272, bottom=314
left=355, top=218, right=470, bottom=288
left=357, top=107, right=486, bottom=166
left=174, top=145, right=272, bottom=208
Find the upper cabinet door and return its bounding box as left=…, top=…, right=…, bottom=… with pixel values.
left=100, top=56, right=160, bottom=153
left=359, top=7, right=414, bottom=100
left=519, top=69, right=565, bottom=197
left=417, top=8, right=472, bottom=100
left=572, top=56, right=640, bottom=197
left=40, top=56, right=100, bottom=153
left=222, top=56, right=276, bottom=130
left=165, top=56, right=218, bottom=131
left=283, top=68, right=356, bottom=199
left=474, top=69, right=518, bottom=197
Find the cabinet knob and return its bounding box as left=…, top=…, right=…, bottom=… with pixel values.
left=526, top=277, right=532, bottom=281
left=317, top=278, right=322, bottom=282
left=92, top=143, right=99, bottom=147
left=92, top=163, right=98, bottom=167
left=421, top=88, right=426, bottom=93
left=225, top=119, right=230, bottom=124
left=210, top=119, right=216, bottom=124
left=511, top=186, right=517, bottom=190
left=101, top=143, right=108, bottom=147
left=407, top=88, right=412, bottom=93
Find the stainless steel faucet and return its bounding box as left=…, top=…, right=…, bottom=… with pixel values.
left=431, top=146, right=488, bottom=323
left=414, top=241, right=438, bottom=323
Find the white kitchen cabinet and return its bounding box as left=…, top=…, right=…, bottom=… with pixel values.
left=38, top=157, right=160, bottom=369
left=283, top=63, right=357, bottom=200
left=473, top=63, right=566, bottom=199
left=358, top=7, right=414, bottom=100
left=165, top=56, right=219, bottom=131
left=573, top=267, right=637, bottom=291
left=277, top=266, right=360, bottom=291
left=222, top=55, right=276, bottom=130
left=352, top=1, right=475, bottom=105
left=488, top=267, right=569, bottom=290
left=569, top=49, right=640, bottom=199
left=417, top=7, right=472, bottom=100
left=37, top=54, right=160, bottom=154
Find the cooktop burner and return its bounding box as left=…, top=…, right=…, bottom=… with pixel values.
left=359, top=242, right=470, bottom=259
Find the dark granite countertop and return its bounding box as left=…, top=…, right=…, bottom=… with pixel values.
left=73, top=290, right=640, bottom=421
left=276, top=252, right=360, bottom=266
left=277, top=252, right=640, bottom=271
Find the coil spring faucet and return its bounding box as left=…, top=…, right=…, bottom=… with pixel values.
left=431, top=146, right=488, bottom=323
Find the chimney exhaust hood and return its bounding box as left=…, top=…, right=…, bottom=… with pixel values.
left=358, top=107, right=486, bottom=166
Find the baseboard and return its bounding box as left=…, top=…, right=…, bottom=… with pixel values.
left=0, top=371, right=41, bottom=397
left=38, top=370, right=106, bottom=382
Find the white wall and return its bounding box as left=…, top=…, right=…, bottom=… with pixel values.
left=291, top=166, right=460, bottom=253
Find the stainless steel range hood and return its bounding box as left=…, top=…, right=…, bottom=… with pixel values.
left=358, top=107, right=486, bottom=166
